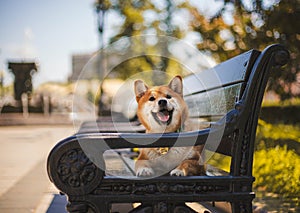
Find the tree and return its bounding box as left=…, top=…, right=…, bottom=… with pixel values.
left=188, top=0, right=300, bottom=100
left=97, top=0, right=299, bottom=100
left=95, top=0, right=189, bottom=85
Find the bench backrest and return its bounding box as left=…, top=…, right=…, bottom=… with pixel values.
left=182, top=45, right=289, bottom=177
left=183, top=49, right=260, bottom=121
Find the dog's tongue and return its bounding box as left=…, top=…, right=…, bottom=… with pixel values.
left=157, top=111, right=169, bottom=122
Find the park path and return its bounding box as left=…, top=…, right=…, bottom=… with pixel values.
left=0, top=125, right=74, bottom=213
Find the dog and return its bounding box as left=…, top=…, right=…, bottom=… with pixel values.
left=134, top=75, right=206, bottom=177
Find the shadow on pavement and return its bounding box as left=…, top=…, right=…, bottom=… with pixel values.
left=46, top=194, right=67, bottom=213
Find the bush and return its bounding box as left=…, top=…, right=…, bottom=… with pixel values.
left=208, top=119, right=300, bottom=201
left=253, top=145, right=300, bottom=199
left=256, top=120, right=300, bottom=144
left=256, top=120, right=300, bottom=155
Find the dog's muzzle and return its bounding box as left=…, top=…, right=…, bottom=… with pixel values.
left=152, top=99, right=173, bottom=125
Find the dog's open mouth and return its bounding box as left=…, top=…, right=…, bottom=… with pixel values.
left=152, top=109, right=173, bottom=125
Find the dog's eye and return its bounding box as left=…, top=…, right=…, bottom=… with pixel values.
left=166, top=94, right=172, bottom=99
left=149, top=97, right=155, bottom=101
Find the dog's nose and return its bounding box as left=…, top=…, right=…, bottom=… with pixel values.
left=158, top=99, right=167, bottom=107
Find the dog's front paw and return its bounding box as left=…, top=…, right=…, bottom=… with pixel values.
left=136, top=167, right=154, bottom=177
left=170, top=168, right=186, bottom=176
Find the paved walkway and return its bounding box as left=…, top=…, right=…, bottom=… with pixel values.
left=0, top=125, right=74, bottom=213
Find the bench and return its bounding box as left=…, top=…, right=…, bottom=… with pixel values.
left=47, top=44, right=289, bottom=213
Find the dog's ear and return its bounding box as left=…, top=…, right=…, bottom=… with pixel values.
left=134, top=80, right=149, bottom=102
left=168, top=75, right=183, bottom=96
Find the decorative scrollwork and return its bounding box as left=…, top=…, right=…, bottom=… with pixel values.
left=240, top=133, right=249, bottom=176
left=48, top=139, right=104, bottom=196
left=57, top=148, right=98, bottom=188
left=94, top=182, right=228, bottom=196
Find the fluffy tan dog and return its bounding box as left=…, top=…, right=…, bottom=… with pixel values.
left=134, top=76, right=206, bottom=177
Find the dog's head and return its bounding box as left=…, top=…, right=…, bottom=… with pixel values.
left=134, top=76, right=188, bottom=133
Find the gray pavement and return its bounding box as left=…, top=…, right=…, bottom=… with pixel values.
left=0, top=125, right=74, bottom=213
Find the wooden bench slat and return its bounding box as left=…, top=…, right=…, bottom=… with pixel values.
left=104, top=150, right=135, bottom=177
left=185, top=83, right=242, bottom=119
left=183, top=49, right=260, bottom=96
left=78, top=121, right=145, bottom=134
left=104, top=151, right=228, bottom=178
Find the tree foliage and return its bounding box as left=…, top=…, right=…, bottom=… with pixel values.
left=188, top=0, right=300, bottom=100
left=96, top=0, right=189, bottom=85
left=97, top=0, right=299, bottom=99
